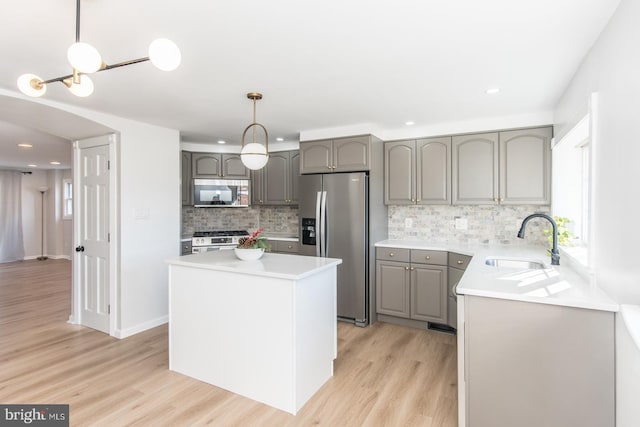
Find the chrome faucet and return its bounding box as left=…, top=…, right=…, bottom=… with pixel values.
left=517, top=213, right=560, bottom=265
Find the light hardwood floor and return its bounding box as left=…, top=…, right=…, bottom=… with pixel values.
left=0, top=259, right=457, bottom=426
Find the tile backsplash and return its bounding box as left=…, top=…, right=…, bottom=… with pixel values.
left=388, top=205, right=550, bottom=245
left=182, top=206, right=299, bottom=236
left=182, top=204, right=550, bottom=246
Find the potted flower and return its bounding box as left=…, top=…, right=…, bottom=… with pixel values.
left=234, top=228, right=270, bottom=260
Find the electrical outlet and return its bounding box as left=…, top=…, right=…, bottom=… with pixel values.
left=405, top=218, right=413, bottom=228
left=455, top=217, right=468, bottom=230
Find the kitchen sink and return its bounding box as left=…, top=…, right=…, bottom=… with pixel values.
left=484, top=257, right=546, bottom=269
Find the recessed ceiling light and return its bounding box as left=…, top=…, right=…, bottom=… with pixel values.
left=50, top=161, right=61, bottom=165
left=486, top=88, right=500, bottom=94
left=18, top=143, right=33, bottom=148
left=217, top=140, right=226, bottom=144
left=276, top=137, right=284, bottom=142
left=405, top=121, right=415, bottom=126
left=28, top=164, right=37, bottom=167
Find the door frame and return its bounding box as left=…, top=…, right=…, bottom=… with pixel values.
left=70, top=133, right=119, bottom=336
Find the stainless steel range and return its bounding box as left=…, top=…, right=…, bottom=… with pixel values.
left=191, top=230, right=249, bottom=254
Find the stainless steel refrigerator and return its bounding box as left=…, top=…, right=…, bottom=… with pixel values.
left=299, top=172, right=369, bottom=326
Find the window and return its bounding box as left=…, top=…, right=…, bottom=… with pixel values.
left=552, top=115, right=591, bottom=266
left=63, top=179, right=73, bottom=220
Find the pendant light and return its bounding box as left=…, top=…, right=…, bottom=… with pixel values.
left=17, top=0, right=180, bottom=98
left=240, top=92, right=269, bottom=170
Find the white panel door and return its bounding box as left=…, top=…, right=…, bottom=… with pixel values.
left=77, top=140, right=110, bottom=333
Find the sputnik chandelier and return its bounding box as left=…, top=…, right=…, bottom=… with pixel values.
left=17, top=0, right=181, bottom=98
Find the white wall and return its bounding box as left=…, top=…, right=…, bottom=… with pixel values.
left=554, top=0, right=640, bottom=304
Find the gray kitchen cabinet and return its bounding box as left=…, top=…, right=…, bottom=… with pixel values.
left=251, top=150, right=299, bottom=205
left=384, top=137, right=451, bottom=205
left=452, top=127, right=552, bottom=205
left=181, top=151, right=192, bottom=206
left=376, top=260, right=411, bottom=318
left=192, top=153, right=250, bottom=179
left=499, top=127, right=552, bottom=204
left=376, top=247, right=447, bottom=324
left=463, top=295, right=614, bottom=427
left=452, top=132, right=499, bottom=204
left=268, top=240, right=300, bottom=254
left=447, top=252, right=471, bottom=329
left=300, top=135, right=372, bottom=174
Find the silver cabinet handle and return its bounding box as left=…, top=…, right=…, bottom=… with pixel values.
left=405, top=266, right=409, bottom=270
left=457, top=260, right=463, bottom=265
left=389, top=252, right=394, bottom=257
left=425, top=255, right=430, bottom=260
left=410, top=267, right=414, bottom=271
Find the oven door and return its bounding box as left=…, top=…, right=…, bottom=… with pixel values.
left=192, top=245, right=236, bottom=254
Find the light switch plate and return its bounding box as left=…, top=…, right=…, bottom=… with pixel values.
left=405, top=218, right=413, bottom=228
left=455, top=217, right=468, bottom=230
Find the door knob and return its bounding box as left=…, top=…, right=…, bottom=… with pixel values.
left=75, top=246, right=85, bottom=252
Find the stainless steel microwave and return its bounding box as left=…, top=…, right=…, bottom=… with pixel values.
left=193, top=179, right=250, bottom=207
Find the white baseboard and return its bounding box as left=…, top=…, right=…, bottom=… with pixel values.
left=113, top=315, right=169, bottom=339
left=23, top=254, right=71, bottom=261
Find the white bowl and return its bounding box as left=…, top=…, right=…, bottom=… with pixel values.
left=234, top=247, right=264, bottom=261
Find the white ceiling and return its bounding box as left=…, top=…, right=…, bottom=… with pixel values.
left=0, top=0, right=621, bottom=170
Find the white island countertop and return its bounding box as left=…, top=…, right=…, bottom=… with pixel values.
left=166, top=250, right=341, bottom=280
left=375, top=240, right=618, bottom=312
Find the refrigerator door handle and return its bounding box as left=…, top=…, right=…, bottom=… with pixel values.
left=315, top=191, right=322, bottom=257
left=320, top=191, right=327, bottom=257
left=321, top=191, right=328, bottom=257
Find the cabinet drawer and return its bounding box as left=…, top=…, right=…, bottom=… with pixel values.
left=448, top=252, right=472, bottom=269
left=410, top=249, right=447, bottom=265
left=376, top=247, right=410, bottom=262
left=275, top=240, right=299, bottom=254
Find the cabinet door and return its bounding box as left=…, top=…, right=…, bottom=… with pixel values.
left=384, top=140, right=415, bottom=205
left=192, top=153, right=221, bottom=178
left=250, top=168, right=265, bottom=205
left=499, top=127, right=552, bottom=204
left=222, top=154, right=250, bottom=178
left=447, top=267, right=465, bottom=328
left=452, top=133, right=499, bottom=204
left=333, top=136, right=370, bottom=172
left=181, top=151, right=192, bottom=206
left=300, top=140, right=332, bottom=174
left=416, top=137, right=451, bottom=204
left=289, top=151, right=300, bottom=205
left=264, top=152, right=288, bottom=205
left=376, top=261, right=410, bottom=318
left=410, top=265, right=447, bottom=323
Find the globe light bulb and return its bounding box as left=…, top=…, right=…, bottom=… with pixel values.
left=67, top=42, right=103, bottom=73
left=240, top=143, right=269, bottom=170
left=148, top=38, right=181, bottom=71
left=17, top=74, right=46, bottom=97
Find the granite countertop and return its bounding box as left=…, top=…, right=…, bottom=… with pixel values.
left=375, top=239, right=618, bottom=312
left=166, top=250, right=340, bottom=280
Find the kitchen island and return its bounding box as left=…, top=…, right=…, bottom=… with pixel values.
left=166, top=250, right=342, bottom=415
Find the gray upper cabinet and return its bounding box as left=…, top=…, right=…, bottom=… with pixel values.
left=300, top=135, right=371, bottom=174
left=499, top=127, right=552, bottom=204
left=452, top=127, right=552, bottom=205
left=192, top=153, right=250, bottom=179
left=384, top=137, right=451, bottom=205
left=251, top=150, right=299, bottom=206
left=452, top=132, right=499, bottom=204
left=181, top=151, right=192, bottom=206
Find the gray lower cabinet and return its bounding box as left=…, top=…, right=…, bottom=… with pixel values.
left=384, top=137, right=451, bottom=205
left=464, top=295, right=614, bottom=427
left=376, top=247, right=448, bottom=324
left=267, top=240, right=300, bottom=254
left=447, top=252, right=471, bottom=329
left=251, top=150, right=299, bottom=205
left=192, top=152, right=250, bottom=179
left=180, top=240, right=192, bottom=255
left=181, top=151, right=192, bottom=206
left=452, top=127, right=552, bottom=205
left=300, top=135, right=373, bottom=174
